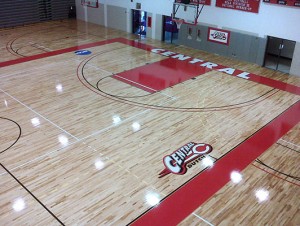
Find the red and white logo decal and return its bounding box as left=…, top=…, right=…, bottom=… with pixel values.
left=159, top=142, right=213, bottom=178
left=208, top=27, right=230, bottom=45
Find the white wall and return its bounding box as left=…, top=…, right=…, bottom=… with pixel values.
left=77, top=0, right=300, bottom=42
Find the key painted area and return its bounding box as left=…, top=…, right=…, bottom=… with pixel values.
left=113, top=58, right=210, bottom=93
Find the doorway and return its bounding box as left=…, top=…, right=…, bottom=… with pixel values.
left=264, top=36, right=296, bottom=74
left=162, top=16, right=179, bottom=44
left=132, top=10, right=147, bottom=38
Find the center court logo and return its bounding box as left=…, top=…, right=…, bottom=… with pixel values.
left=159, top=142, right=213, bottom=178
left=75, top=50, right=92, bottom=55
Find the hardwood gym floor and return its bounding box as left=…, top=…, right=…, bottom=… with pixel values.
left=0, top=19, right=299, bottom=225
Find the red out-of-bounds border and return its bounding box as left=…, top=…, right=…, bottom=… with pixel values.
left=1, top=38, right=300, bottom=96
left=130, top=100, right=300, bottom=226
left=0, top=38, right=155, bottom=68
left=0, top=38, right=120, bottom=68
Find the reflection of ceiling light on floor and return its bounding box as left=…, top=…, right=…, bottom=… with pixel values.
left=4, top=99, right=8, bottom=107
left=13, top=198, right=26, bottom=212
left=132, top=122, right=141, bottom=132
left=94, top=159, right=105, bottom=170
left=58, top=134, right=69, bottom=147
left=145, top=192, right=160, bottom=206
left=230, top=171, right=243, bottom=184
left=31, top=117, right=41, bottom=127
left=113, top=115, right=122, bottom=125
left=56, top=84, right=63, bottom=93
left=202, top=156, right=214, bottom=168
left=255, top=189, right=269, bottom=202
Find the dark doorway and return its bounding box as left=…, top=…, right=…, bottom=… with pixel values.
left=162, top=16, right=179, bottom=44
left=264, top=36, right=296, bottom=74
left=132, top=10, right=147, bottom=38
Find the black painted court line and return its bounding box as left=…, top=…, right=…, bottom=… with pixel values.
left=0, top=163, right=65, bottom=226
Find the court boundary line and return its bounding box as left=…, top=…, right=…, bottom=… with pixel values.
left=279, top=138, right=300, bottom=151
left=114, top=74, right=158, bottom=93
left=192, top=213, right=215, bottom=226
left=0, top=163, right=65, bottom=226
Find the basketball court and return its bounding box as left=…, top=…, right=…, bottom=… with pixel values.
left=0, top=17, right=299, bottom=225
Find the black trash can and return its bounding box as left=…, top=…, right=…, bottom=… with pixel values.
left=69, top=5, right=76, bottom=18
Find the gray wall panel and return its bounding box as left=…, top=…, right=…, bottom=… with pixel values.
left=290, top=42, right=300, bottom=77
left=178, top=23, right=267, bottom=66
left=85, top=4, right=105, bottom=26
left=154, top=14, right=163, bottom=41
left=107, top=5, right=127, bottom=32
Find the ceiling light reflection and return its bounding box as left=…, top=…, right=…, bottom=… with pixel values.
left=145, top=192, right=160, bottom=206
left=95, top=159, right=105, bottom=170
left=255, top=189, right=269, bottom=202
left=112, top=115, right=122, bottom=125
left=4, top=99, right=8, bottom=107
left=58, top=135, right=69, bottom=147
left=12, top=198, right=26, bottom=212
left=202, top=156, right=214, bottom=168
left=230, top=171, right=243, bottom=184
left=56, top=84, right=63, bottom=93
left=31, top=117, right=41, bottom=127
left=132, top=122, right=141, bottom=132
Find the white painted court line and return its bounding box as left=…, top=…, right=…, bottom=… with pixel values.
left=83, top=59, right=178, bottom=100
left=29, top=41, right=53, bottom=52
left=192, top=213, right=215, bottom=226
left=279, top=139, right=300, bottom=148
left=0, top=140, right=79, bottom=176
left=279, top=139, right=300, bottom=150
left=0, top=95, right=177, bottom=175
left=114, top=74, right=158, bottom=92
left=0, top=88, right=79, bottom=141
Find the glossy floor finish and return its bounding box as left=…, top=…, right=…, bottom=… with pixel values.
left=0, top=20, right=300, bottom=225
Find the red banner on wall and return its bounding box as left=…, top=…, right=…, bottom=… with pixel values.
left=263, top=0, right=300, bottom=7
left=175, top=0, right=211, bottom=5
left=216, top=0, right=260, bottom=13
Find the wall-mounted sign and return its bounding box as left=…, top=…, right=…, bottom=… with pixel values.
left=216, top=0, right=260, bottom=13
left=81, top=0, right=98, bottom=8
left=207, top=27, right=230, bottom=45
left=175, top=0, right=212, bottom=6
left=136, top=3, right=141, bottom=9
left=159, top=142, right=213, bottom=178
left=263, top=0, right=300, bottom=7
